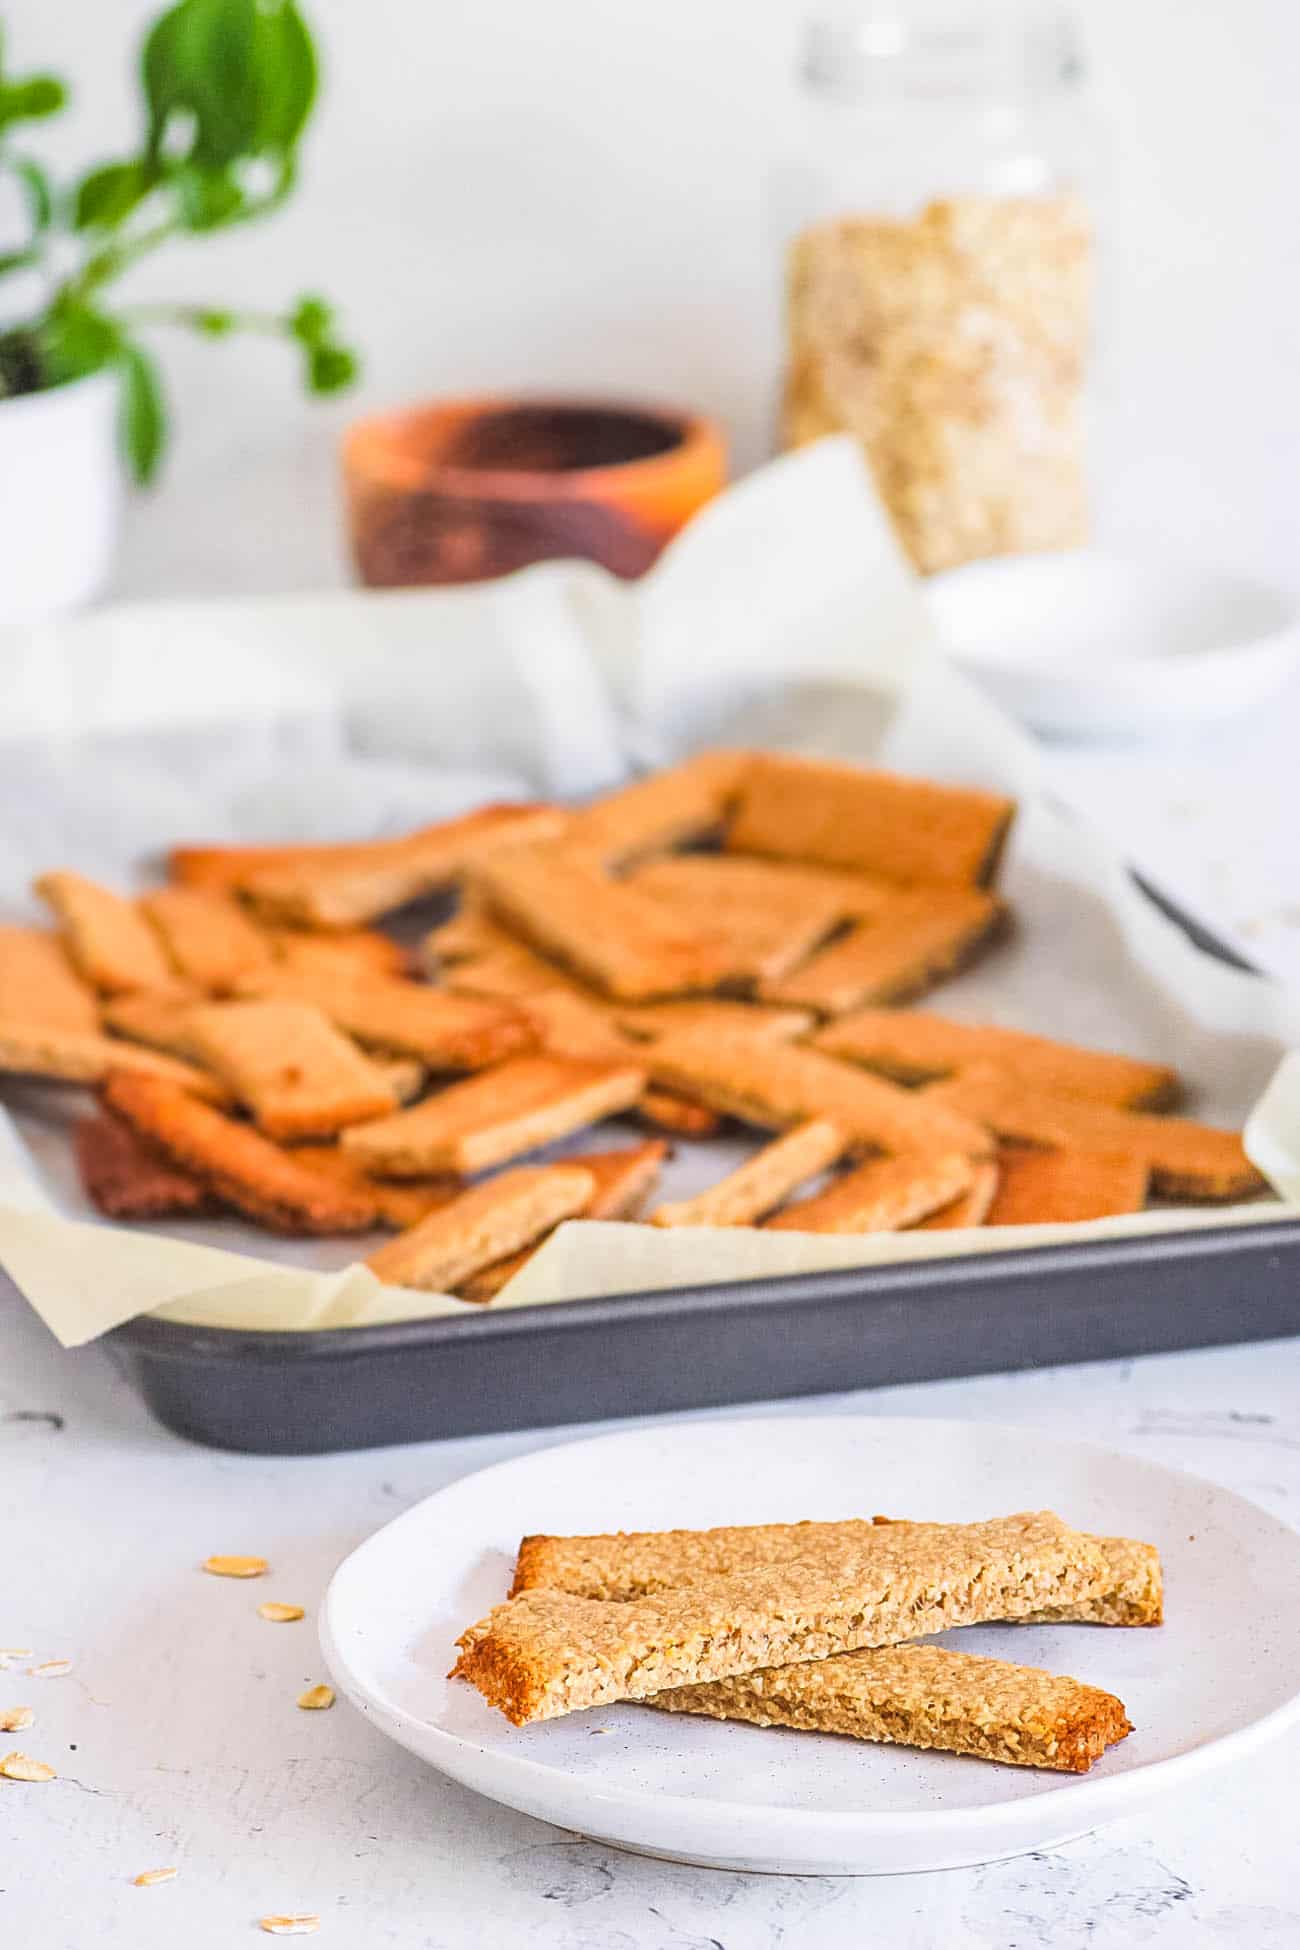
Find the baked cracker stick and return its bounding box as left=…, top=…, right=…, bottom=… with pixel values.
left=102, top=1070, right=377, bottom=1234
left=922, top=1066, right=1264, bottom=1201
left=101, top=989, right=203, bottom=1059
left=0, top=928, right=100, bottom=1034
left=726, top=754, right=1016, bottom=887
left=614, top=1000, right=814, bottom=1044
left=140, top=886, right=275, bottom=993
left=271, top=928, right=408, bottom=981
left=366, top=1163, right=595, bottom=1291
left=766, top=1151, right=974, bottom=1232
left=243, top=804, right=568, bottom=928
left=912, top=1158, right=1000, bottom=1228
left=651, top=1119, right=846, bottom=1228
left=371, top=1054, right=426, bottom=1103
left=235, top=963, right=535, bottom=1071
left=35, top=871, right=173, bottom=994
left=451, top=1511, right=1110, bottom=1725
left=284, top=1144, right=460, bottom=1229
left=762, top=890, right=1005, bottom=1013
left=0, top=1017, right=225, bottom=1100
left=509, top=1517, right=1163, bottom=1624
left=514, top=989, right=640, bottom=1065
left=813, top=1008, right=1180, bottom=1110
left=342, top=1054, right=647, bottom=1176
left=650, top=1643, right=1131, bottom=1774
left=169, top=836, right=397, bottom=893
left=647, top=1027, right=991, bottom=1158
left=564, top=751, right=752, bottom=866
left=457, top=1142, right=667, bottom=1300
left=75, top=1111, right=214, bottom=1220
left=474, top=846, right=737, bottom=1000
left=985, top=1147, right=1151, bottom=1225
left=638, top=1088, right=723, bottom=1138
left=185, top=1000, right=399, bottom=1139
left=630, top=855, right=847, bottom=984
left=457, top=1244, right=539, bottom=1302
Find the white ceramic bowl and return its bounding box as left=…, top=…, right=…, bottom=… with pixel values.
left=925, top=550, right=1300, bottom=738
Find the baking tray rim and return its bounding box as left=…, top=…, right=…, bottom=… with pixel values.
left=109, top=1214, right=1300, bottom=1364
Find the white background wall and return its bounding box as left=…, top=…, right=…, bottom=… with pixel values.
left=8, top=0, right=1300, bottom=598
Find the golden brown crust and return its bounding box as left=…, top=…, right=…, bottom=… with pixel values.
left=235, top=964, right=535, bottom=1071
left=102, top=1070, right=377, bottom=1234
left=513, top=989, right=640, bottom=1066
left=454, top=1512, right=1109, bottom=1725
left=342, top=1054, right=647, bottom=1176
left=0, top=927, right=100, bottom=1034
left=456, top=1244, right=539, bottom=1302
left=762, top=890, right=1005, bottom=1013
left=563, top=751, right=752, bottom=866
left=75, top=1111, right=214, bottom=1219
left=366, top=1164, right=594, bottom=1291
left=647, top=1027, right=992, bottom=1159
left=766, top=1150, right=975, bottom=1232
left=651, top=1120, right=846, bottom=1228
left=283, top=1143, right=460, bottom=1229
left=912, top=1158, right=1000, bottom=1228
left=270, top=927, right=409, bottom=981
left=725, top=755, right=1016, bottom=887
left=637, top=1088, right=723, bottom=1138
left=985, top=1147, right=1151, bottom=1225
left=813, top=1008, right=1181, bottom=1110
left=628, top=855, right=847, bottom=985
left=923, top=1065, right=1264, bottom=1201
left=563, top=1140, right=669, bottom=1220
left=871, top=1517, right=1163, bottom=1627
left=184, top=999, right=399, bottom=1139
left=0, top=1017, right=225, bottom=1099
left=35, top=871, right=173, bottom=995
left=650, top=1643, right=1131, bottom=1772
left=168, top=836, right=392, bottom=893
left=614, top=1000, right=815, bottom=1044
left=140, top=886, right=274, bottom=993
left=102, top=988, right=205, bottom=1058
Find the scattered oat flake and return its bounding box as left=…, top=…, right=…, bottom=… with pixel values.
left=133, top=1867, right=178, bottom=1887
left=260, top=1917, right=320, bottom=1936
left=203, top=1555, right=268, bottom=1579
left=258, top=1603, right=305, bottom=1624
left=296, top=1685, right=334, bottom=1711
left=0, top=1708, right=34, bottom=1732
left=27, top=1659, right=72, bottom=1678
left=0, top=1750, right=56, bottom=1782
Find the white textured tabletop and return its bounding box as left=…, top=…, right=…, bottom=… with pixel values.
left=4, top=1278, right=1299, bottom=1950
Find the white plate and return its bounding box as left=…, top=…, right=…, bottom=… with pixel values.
left=320, top=1415, right=1300, bottom=1875
left=925, top=549, right=1300, bottom=738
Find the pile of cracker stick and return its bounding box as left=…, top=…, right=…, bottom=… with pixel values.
left=0, top=749, right=1265, bottom=1299
left=452, top=1508, right=1162, bottom=1771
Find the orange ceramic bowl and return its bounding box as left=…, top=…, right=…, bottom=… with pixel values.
left=342, top=395, right=727, bottom=587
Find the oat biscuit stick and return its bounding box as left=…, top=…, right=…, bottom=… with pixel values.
left=630, top=856, right=848, bottom=985
left=650, top=1643, right=1131, bottom=1773
left=75, top=1111, right=214, bottom=1220
left=452, top=1512, right=1109, bottom=1725
left=457, top=1244, right=539, bottom=1302
left=564, top=751, right=752, bottom=866
left=457, top=1142, right=667, bottom=1300
left=651, top=1120, right=846, bottom=1228
left=515, top=989, right=641, bottom=1066
left=169, top=836, right=393, bottom=892
left=764, top=890, right=1005, bottom=1013
left=923, top=1067, right=1263, bottom=1201
left=285, top=1144, right=458, bottom=1229
left=985, top=1147, right=1150, bottom=1225
left=35, top=871, right=174, bottom=994
left=813, top=1009, right=1180, bottom=1110
left=0, top=1017, right=225, bottom=1099
left=140, top=886, right=274, bottom=993
left=102, top=1070, right=377, bottom=1233
left=366, top=1164, right=594, bottom=1291
left=102, top=989, right=204, bottom=1059
left=615, top=1000, right=814, bottom=1044
left=638, top=1088, right=723, bottom=1138
left=475, top=846, right=738, bottom=1001
left=271, top=928, right=408, bottom=981
left=766, top=1151, right=974, bottom=1233
left=510, top=1518, right=1162, bottom=1624
left=343, top=1054, right=647, bottom=1176
left=243, top=804, right=568, bottom=929
left=235, top=964, right=535, bottom=1071
left=185, top=999, right=399, bottom=1139
left=647, top=1028, right=991, bottom=1158
left=913, top=1159, right=1000, bottom=1228
left=0, top=928, right=100, bottom=1034
left=726, top=755, right=1016, bottom=888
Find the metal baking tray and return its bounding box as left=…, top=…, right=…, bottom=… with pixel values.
left=107, top=882, right=1299, bottom=1454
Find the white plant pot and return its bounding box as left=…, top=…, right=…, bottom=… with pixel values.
left=0, top=369, right=122, bottom=624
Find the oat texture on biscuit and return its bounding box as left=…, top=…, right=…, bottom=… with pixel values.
left=870, top=1517, right=1163, bottom=1628
left=0, top=926, right=100, bottom=1033
left=766, top=1150, right=975, bottom=1233
left=237, top=964, right=536, bottom=1071
left=75, top=1111, right=213, bottom=1220
left=725, top=754, right=1016, bottom=887
left=985, top=1147, right=1151, bottom=1225
left=366, top=1163, right=595, bottom=1292
left=103, top=1071, right=378, bottom=1234
left=763, top=888, right=1005, bottom=1013
left=652, top=1642, right=1130, bottom=1772
left=814, top=1009, right=1181, bottom=1110
left=184, top=999, right=399, bottom=1138
left=141, top=885, right=274, bottom=992
left=35, top=870, right=174, bottom=993
left=651, top=1120, right=846, bottom=1228
left=453, top=1512, right=1108, bottom=1724
left=0, top=1018, right=225, bottom=1099
left=343, top=1053, right=646, bottom=1176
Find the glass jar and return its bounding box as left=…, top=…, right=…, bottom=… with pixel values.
left=775, top=2, right=1094, bottom=575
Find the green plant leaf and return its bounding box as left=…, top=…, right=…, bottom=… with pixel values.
left=0, top=73, right=67, bottom=131
left=289, top=292, right=332, bottom=344
left=74, top=159, right=155, bottom=231
left=173, top=161, right=245, bottom=229
left=118, top=340, right=168, bottom=485
left=13, top=156, right=54, bottom=232
left=305, top=341, right=357, bottom=394
left=39, top=299, right=121, bottom=384
left=143, top=0, right=260, bottom=169
left=252, top=1, right=316, bottom=155
left=0, top=248, right=40, bottom=276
